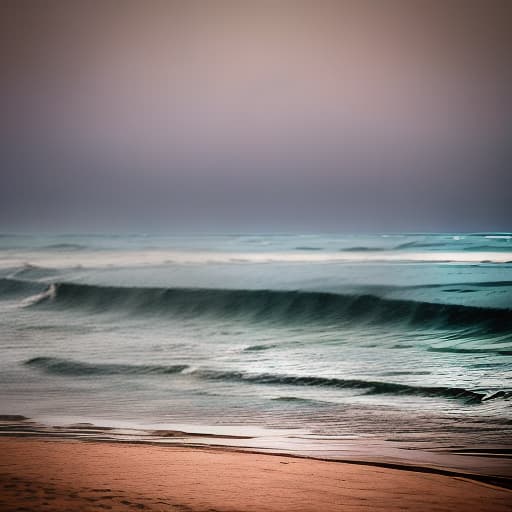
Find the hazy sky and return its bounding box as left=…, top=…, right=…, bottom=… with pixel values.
left=1, top=0, right=511, bottom=232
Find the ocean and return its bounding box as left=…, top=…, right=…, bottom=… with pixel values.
left=1, top=233, right=511, bottom=475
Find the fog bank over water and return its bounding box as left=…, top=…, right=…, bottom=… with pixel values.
left=1, top=1, right=510, bottom=232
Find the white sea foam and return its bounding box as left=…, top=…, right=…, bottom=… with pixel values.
left=21, top=283, right=57, bottom=306
left=1, top=249, right=511, bottom=270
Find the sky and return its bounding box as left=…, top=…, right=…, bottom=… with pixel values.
left=1, top=0, right=511, bottom=232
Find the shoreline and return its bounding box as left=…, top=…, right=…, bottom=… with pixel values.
left=1, top=416, right=511, bottom=491
left=1, top=436, right=511, bottom=512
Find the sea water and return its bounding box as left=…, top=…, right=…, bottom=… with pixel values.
left=0, top=233, right=511, bottom=469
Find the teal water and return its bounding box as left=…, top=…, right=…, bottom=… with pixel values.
left=0, top=233, right=511, bottom=465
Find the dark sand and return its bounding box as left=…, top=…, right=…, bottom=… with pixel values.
left=0, top=437, right=511, bottom=511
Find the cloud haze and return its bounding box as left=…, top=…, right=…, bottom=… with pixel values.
left=1, top=0, right=511, bottom=232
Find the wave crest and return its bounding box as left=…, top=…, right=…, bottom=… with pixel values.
left=193, top=369, right=491, bottom=403
left=25, top=357, right=511, bottom=404
left=24, top=357, right=188, bottom=376
left=28, top=281, right=512, bottom=334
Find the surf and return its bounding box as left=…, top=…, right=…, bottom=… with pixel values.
left=23, top=280, right=512, bottom=334
left=24, top=356, right=511, bottom=404
left=25, top=357, right=189, bottom=376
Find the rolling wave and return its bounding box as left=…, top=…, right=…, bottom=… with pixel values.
left=428, top=346, right=512, bottom=356
left=463, top=245, right=512, bottom=252
left=270, top=396, right=332, bottom=405
left=394, top=241, right=450, bottom=249
left=244, top=343, right=280, bottom=351
left=40, top=243, right=88, bottom=250
left=25, top=357, right=188, bottom=376
left=25, top=357, right=510, bottom=404
left=0, top=278, right=46, bottom=299
left=26, top=281, right=512, bottom=333
left=339, top=246, right=386, bottom=252
left=193, top=369, right=500, bottom=403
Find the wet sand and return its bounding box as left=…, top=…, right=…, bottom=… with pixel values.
left=0, top=437, right=511, bottom=511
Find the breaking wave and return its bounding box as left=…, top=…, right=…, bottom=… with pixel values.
left=0, top=278, right=46, bottom=299
left=40, top=243, right=88, bottom=250
left=192, top=369, right=505, bottom=403
left=25, top=357, right=511, bottom=404
left=24, top=357, right=189, bottom=376
left=25, top=281, right=512, bottom=334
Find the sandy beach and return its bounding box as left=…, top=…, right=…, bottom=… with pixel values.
left=1, top=437, right=510, bottom=512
